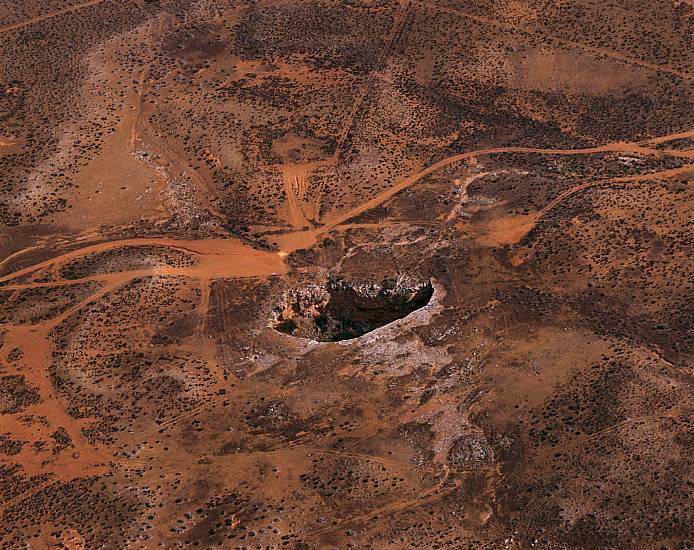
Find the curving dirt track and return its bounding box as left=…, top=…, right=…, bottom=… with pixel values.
left=276, top=133, right=694, bottom=252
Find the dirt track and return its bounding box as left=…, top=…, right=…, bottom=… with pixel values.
left=276, top=132, right=694, bottom=252
left=0, top=237, right=286, bottom=285
left=0, top=0, right=108, bottom=34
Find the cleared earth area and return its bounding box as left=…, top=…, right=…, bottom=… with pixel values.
left=0, top=0, right=692, bottom=548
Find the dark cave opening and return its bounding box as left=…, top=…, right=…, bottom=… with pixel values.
left=274, top=279, right=434, bottom=342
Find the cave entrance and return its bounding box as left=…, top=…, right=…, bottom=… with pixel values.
left=274, top=279, right=434, bottom=342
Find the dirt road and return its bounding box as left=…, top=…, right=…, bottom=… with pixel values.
left=0, top=237, right=286, bottom=285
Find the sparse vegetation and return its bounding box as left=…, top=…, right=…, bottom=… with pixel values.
left=0, top=0, right=692, bottom=547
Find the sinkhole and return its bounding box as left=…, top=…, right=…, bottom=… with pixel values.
left=273, top=278, right=435, bottom=342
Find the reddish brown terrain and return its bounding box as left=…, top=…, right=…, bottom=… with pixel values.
left=0, top=0, right=693, bottom=548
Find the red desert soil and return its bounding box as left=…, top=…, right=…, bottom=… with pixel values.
left=1, top=0, right=693, bottom=547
